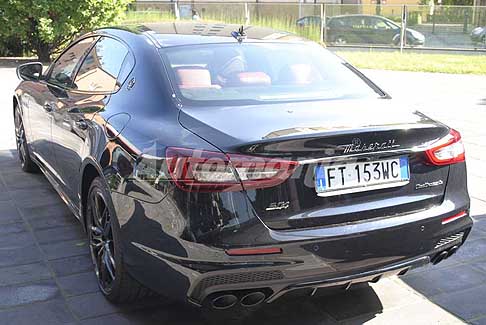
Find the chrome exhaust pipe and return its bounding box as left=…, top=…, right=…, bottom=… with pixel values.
left=432, top=251, right=449, bottom=265
left=446, top=245, right=459, bottom=259
left=240, top=291, right=266, bottom=307
left=211, top=294, right=238, bottom=310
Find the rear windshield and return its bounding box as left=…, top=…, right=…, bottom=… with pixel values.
left=160, top=42, right=381, bottom=106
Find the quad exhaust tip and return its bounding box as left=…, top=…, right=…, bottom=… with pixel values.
left=240, top=291, right=266, bottom=307
left=431, top=245, right=460, bottom=265
left=211, top=294, right=238, bottom=310
left=432, top=251, right=449, bottom=265
left=210, top=291, right=267, bottom=309
left=447, top=245, right=459, bottom=257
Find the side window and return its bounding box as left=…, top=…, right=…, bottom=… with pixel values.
left=311, top=17, right=321, bottom=25
left=367, top=18, right=388, bottom=29
left=347, top=17, right=362, bottom=28
left=329, top=18, right=344, bottom=28
left=298, top=17, right=308, bottom=25
left=357, top=17, right=368, bottom=29
left=73, top=37, right=131, bottom=93
left=385, top=20, right=400, bottom=30
left=48, top=37, right=97, bottom=88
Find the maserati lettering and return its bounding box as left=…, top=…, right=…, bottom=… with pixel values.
left=340, top=138, right=400, bottom=154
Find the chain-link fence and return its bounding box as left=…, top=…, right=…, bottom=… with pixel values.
left=127, top=2, right=486, bottom=51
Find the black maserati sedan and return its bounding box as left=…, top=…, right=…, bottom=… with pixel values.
left=13, top=22, right=471, bottom=312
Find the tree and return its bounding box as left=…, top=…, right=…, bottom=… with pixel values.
left=0, top=0, right=132, bottom=62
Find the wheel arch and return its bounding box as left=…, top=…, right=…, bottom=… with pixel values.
left=13, top=95, right=20, bottom=116
left=80, top=157, right=105, bottom=227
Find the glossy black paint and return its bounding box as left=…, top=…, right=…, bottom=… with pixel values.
left=13, top=22, right=471, bottom=307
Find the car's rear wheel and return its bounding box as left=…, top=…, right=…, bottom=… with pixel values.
left=86, top=177, right=151, bottom=302
left=14, top=107, right=38, bottom=173
left=333, top=36, right=347, bottom=45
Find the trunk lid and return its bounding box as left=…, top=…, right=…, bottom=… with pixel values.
left=179, top=98, right=450, bottom=230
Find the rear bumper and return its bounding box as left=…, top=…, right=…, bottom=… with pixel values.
left=187, top=221, right=471, bottom=306
left=266, top=254, right=430, bottom=303
left=115, top=159, right=472, bottom=306
left=123, top=208, right=472, bottom=306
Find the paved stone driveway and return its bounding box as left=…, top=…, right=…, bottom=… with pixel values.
left=364, top=69, right=486, bottom=325
left=0, top=63, right=485, bottom=324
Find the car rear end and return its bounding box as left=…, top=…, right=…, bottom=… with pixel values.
left=126, top=38, right=472, bottom=309
left=168, top=112, right=471, bottom=308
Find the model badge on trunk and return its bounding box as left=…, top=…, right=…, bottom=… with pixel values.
left=416, top=180, right=444, bottom=190
left=266, top=201, right=290, bottom=211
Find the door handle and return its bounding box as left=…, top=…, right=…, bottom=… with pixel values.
left=43, top=103, right=54, bottom=112
left=75, top=120, right=89, bottom=130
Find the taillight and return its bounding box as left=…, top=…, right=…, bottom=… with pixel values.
left=425, top=129, right=465, bottom=166
left=166, top=147, right=298, bottom=192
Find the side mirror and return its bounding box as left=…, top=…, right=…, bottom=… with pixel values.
left=16, top=62, right=43, bottom=81
left=55, top=72, right=73, bottom=85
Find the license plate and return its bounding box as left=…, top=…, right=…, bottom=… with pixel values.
left=315, top=156, right=409, bottom=196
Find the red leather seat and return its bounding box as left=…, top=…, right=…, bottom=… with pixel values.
left=175, top=67, right=214, bottom=89
left=279, top=64, right=316, bottom=85
left=236, top=72, right=271, bottom=86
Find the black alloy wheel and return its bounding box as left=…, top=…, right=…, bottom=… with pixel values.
left=14, top=107, right=38, bottom=172
left=86, top=177, right=151, bottom=302
left=88, top=188, right=117, bottom=294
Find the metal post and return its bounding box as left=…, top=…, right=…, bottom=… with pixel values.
left=472, top=0, right=477, bottom=27
left=400, top=5, right=407, bottom=53
left=464, top=9, right=469, bottom=34
left=255, top=0, right=260, bottom=21
left=174, top=1, right=180, bottom=20
left=320, top=4, right=324, bottom=43
left=245, top=2, right=250, bottom=25
left=428, top=0, right=435, bottom=34
left=321, top=4, right=328, bottom=44
left=432, top=9, right=436, bottom=34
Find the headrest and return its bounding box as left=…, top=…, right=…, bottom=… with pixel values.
left=234, top=72, right=271, bottom=86
left=175, top=67, right=212, bottom=88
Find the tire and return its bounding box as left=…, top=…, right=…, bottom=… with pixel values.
left=86, top=177, right=152, bottom=303
left=333, top=36, right=347, bottom=45
left=14, top=107, right=38, bottom=173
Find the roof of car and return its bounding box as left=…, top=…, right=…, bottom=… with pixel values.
left=330, top=14, right=389, bottom=19
left=105, top=22, right=309, bottom=47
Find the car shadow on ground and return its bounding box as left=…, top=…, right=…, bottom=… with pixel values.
left=109, top=284, right=383, bottom=324
left=0, top=149, right=386, bottom=324
left=401, top=214, right=486, bottom=324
